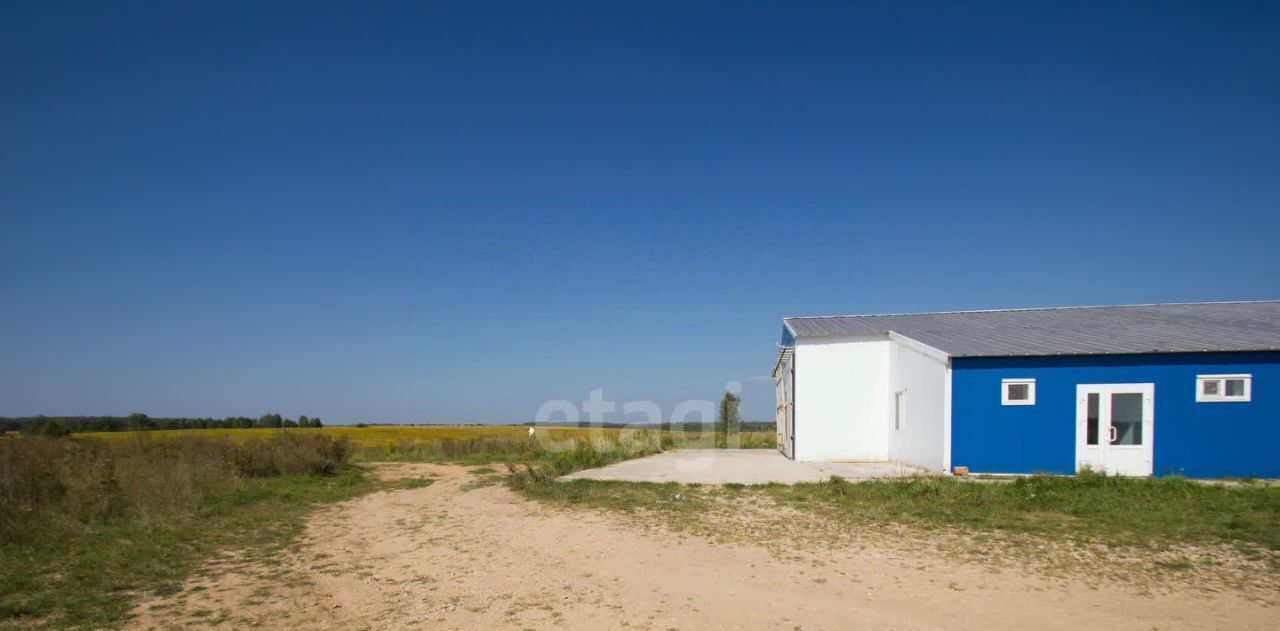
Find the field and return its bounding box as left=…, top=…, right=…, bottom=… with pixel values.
left=0, top=426, right=768, bottom=629
left=5, top=426, right=1278, bottom=630
left=75, top=425, right=777, bottom=462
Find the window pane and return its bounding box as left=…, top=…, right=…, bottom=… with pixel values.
left=1202, top=380, right=1219, bottom=396
left=1225, top=379, right=1245, bottom=397
left=1086, top=393, right=1099, bottom=446
left=1111, top=393, right=1143, bottom=445
left=1007, top=383, right=1029, bottom=400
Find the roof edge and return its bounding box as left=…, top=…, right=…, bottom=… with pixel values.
left=782, top=299, right=1280, bottom=323
left=953, top=347, right=1280, bottom=359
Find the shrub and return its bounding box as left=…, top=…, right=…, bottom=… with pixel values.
left=232, top=433, right=350, bottom=477
left=0, top=432, right=352, bottom=546
left=39, top=419, right=71, bottom=438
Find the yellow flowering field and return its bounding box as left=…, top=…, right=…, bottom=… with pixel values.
left=75, top=425, right=776, bottom=454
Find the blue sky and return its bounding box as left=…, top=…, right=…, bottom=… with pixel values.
left=2, top=1, right=1277, bottom=423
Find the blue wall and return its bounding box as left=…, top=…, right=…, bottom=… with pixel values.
left=951, top=352, right=1280, bottom=478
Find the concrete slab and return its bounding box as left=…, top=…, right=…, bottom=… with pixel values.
left=560, top=449, right=935, bottom=485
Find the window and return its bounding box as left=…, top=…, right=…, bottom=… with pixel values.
left=1002, top=378, right=1036, bottom=406
left=1110, top=392, right=1144, bottom=445
left=894, top=391, right=905, bottom=431
left=1085, top=392, right=1099, bottom=445
left=1196, top=374, right=1251, bottom=402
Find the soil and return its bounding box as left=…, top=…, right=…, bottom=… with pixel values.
left=127, top=463, right=1277, bottom=630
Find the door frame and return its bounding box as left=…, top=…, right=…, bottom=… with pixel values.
left=1074, top=383, right=1155, bottom=476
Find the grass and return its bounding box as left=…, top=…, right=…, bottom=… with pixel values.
left=1, top=425, right=763, bottom=628
left=382, top=477, right=437, bottom=491
left=521, top=478, right=710, bottom=514
left=769, top=473, right=1280, bottom=551
left=0, top=433, right=387, bottom=629
left=0, top=468, right=375, bottom=629
left=0, top=425, right=769, bottom=628
left=74, top=425, right=777, bottom=463
left=512, top=471, right=1280, bottom=556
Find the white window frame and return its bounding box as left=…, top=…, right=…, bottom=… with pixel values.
left=1196, top=374, right=1251, bottom=403
left=894, top=390, right=905, bottom=431
left=1001, top=378, right=1036, bottom=406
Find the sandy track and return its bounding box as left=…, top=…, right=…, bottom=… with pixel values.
left=128, top=463, right=1275, bottom=630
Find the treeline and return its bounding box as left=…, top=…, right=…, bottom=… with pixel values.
left=0, top=413, right=323, bottom=436
left=655, top=421, right=774, bottom=432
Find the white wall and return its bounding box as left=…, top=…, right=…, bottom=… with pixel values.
left=886, top=335, right=949, bottom=472
left=793, top=336, right=890, bottom=461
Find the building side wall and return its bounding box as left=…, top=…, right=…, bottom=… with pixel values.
left=793, top=336, right=890, bottom=461
left=886, top=339, right=949, bottom=472
left=951, top=352, right=1280, bottom=478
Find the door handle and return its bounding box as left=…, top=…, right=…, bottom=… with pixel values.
left=1109, top=426, right=1117, bottom=443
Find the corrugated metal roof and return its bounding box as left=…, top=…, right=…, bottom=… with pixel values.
left=782, top=301, right=1280, bottom=357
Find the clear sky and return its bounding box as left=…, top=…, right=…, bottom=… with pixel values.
left=2, top=1, right=1277, bottom=423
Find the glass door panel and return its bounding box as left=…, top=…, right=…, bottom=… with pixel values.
left=1086, top=393, right=1100, bottom=445
left=1110, top=392, right=1143, bottom=446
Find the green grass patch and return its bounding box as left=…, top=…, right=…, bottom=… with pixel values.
left=0, top=467, right=374, bottom=629
left=522, top=478, right=707, bottom=511
left=383, top=477, right=436, bottom=491
left=513, top=470, right=1280, bottom=554
left=766, top=473, right=1280, bottom=551
left=0, top=434, right=383, bottom=629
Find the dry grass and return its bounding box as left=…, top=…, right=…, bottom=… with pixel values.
left=72, top=425, right=776, bottom=462
left=0, top=433, right=364, bottom=629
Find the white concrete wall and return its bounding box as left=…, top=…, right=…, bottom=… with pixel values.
left=793, top=336, right=890, bottom=461
left=886, top=335, right=949, bottom=472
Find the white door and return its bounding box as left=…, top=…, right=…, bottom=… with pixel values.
left=1075, top=384, right=1154, bottom=476
left=778, top=363, right=788, bottom=458
left=775, top=354, right=795, bottom=459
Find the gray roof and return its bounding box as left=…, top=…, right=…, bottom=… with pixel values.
left=783, top=301, right=1280, bottom=357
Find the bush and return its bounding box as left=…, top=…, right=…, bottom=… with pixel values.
left=232, top=433, right=350, bottom=477
left=0, top=432, right=352, bottom=546
left=0, top=432, right=363, bottom=628
left=39, top=419, right=71, bottom=438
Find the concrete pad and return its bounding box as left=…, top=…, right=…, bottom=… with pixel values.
left=560, top=449, right=935, bottom=485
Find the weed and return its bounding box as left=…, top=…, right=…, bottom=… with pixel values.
left=71, top=425, right=777, bottom=463
left=0, top=434, right=369, bottom=629
left=383, top=478, right=436, bottom=491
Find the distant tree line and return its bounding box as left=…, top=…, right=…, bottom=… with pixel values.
left=0, top=416, right=774, bottom=437
left=0, top=413, right=323, bottom=436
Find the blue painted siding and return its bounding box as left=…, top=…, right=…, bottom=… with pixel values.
left=951, top=352, right=1280, bottom=478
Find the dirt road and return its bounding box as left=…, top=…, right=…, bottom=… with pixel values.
left=129, top=463, right=1275, bottom=630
